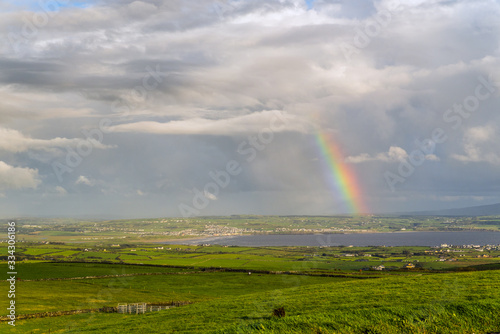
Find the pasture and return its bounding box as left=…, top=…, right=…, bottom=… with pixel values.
left=2, top=269, right=499, bottom=333
left=1, top=241, right=499, bottom=333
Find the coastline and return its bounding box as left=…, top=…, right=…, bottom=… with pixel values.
left=155, top=229, right=500, bottom=243
left=157, top=230, right=500, bottom=247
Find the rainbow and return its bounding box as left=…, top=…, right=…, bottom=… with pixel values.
left=314, top=130, right=368, bottom=215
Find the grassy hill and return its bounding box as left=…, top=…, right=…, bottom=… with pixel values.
left=4, top=269, right=500, bottom=333
left=2, top=242, right=500, bottom=333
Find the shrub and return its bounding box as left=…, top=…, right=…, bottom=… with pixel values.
left=272, top=307, right=285, bottom=318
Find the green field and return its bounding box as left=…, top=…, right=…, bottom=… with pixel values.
left=1, top=216, right=499, bottom=333
left=2, top=268, right=499, bottom=333
left=3, top=242, right=500, bottom=274
left=1, top=270, right=347, bottom=314
left=2, top=262, right=192, bottom=280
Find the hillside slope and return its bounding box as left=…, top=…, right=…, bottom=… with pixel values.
left=9, top=270, right=500, bottom=334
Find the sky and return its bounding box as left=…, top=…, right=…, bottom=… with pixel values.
left=0, top=0, right=499, bottom=218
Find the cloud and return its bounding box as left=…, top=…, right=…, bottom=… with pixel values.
left=452, top=125, right=500, bottom=164
left=0, top=161, right=40, bottom=190
left=107, top=110, right=308, bottom=135
left=75, top=175, right=94, bottom=186
left=424, top=154, right=440, bottom=161
left=55, top=186, right=67, bottom=195
left=346, top=146, right=440, bottom=164
left=346, top=146, right=408, bottom=163
left=1, top=0, right=500, bottom=216
left=0, top=127, right=113, bottom=153
left=204, top=190, right=218, bottom=201
left=42, top=185, right=68, bottom=198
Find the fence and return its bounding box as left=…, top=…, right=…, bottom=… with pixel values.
left=118, top=303, right=147, bottom=314
left=116, top=301, right=191, bottom=314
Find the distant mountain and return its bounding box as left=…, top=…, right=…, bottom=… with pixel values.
left=406, top=203, right=500, bottom=216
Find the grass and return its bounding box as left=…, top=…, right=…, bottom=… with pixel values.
left=218, top=302, right=500, bottom=334
left=1, top=262, right=191, bottom=280
left=3, top=270, right=499, bottom=333
left=0, top=269, right=350, bottom=314
left=1, top=240, right=499, bottom=333
left=5, top=243, right=500, bottom=274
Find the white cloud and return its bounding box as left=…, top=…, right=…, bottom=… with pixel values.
left=347, top=146, right=440, bottom=164
left=204, top=190, right=218, bottom=201
left=0, top=161, right=40, bottom=190
left=42, top=185, right=68, bottom=198
left=55, top=186, right=67, bottom=195
left=344, top=153, right=373, bottom=164
left=424, top=154, right=440, bottom=161
left=107, top=110, right=308, bottom=136
left=346, top=146, right=408, bottom=163
left=0, top=127, right=112, bottom=153
left=452, top=125, right=500, bottom=164
left=75, top=175, right=94, bottom=186
left=467, top=126, right=495, bottom=143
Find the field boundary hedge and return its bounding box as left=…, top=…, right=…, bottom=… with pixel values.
left=25, top=261, right=381, bottom=280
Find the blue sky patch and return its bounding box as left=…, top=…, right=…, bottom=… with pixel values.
left=1, top=0, right=92, bottom=12
left=305, top=0, right=315, bottom=10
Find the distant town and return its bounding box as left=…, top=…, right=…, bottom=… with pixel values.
left=3, top=215, right=499, bottom=244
